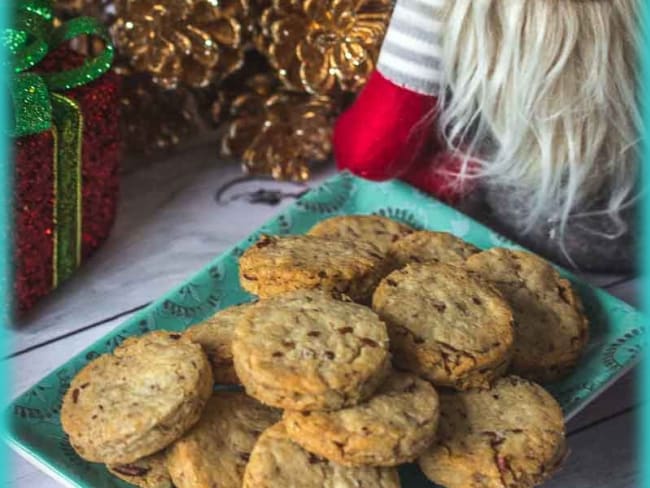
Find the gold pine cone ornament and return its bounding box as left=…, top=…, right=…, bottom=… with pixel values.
left=258, top=0, right=393, bottom=94
left=112, top=0, right=251, bottom=89
left=221, top=76, right=337, bottom=181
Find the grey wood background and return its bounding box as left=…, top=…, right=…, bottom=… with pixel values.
left=5, top=145, right=640, bottom=487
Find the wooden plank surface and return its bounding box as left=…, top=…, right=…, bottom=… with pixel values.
left=547, top=409, right=638, bottom=488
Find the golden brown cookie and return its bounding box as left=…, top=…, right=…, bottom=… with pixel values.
left=61, top=331, right=213, bottom=464
left=108, top=451, right=173, bottom=488
left=465, top=248, right=589, bottom=383
left=307, top=214, right=414, bottom=255
left=238, top=234, right=390, bottom=303
left=418, top=376, right=567, bottom=488
left=166, top=392, right=281, bottom=488
left=243, top=423, right=402, bottom=488
left=184, top=303, right=254, bottom=384
left=388, top=230, right=479, bottom=268
left=232, top=290, right=391, bottom=411
left=283, top=371, right=439, bottom=466
left=372, top=263, right=514, bottom=390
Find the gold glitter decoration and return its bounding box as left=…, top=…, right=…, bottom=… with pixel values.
left=112, top=0, right=252, bottom=89
left=257, top=0, right=392, bottom=94
left=221, top=78, right=338, bottom=180
left=51, top=0, right=384, bottom=180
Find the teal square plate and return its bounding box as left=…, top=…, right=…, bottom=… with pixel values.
left=6, top=173, right=646, bottom=487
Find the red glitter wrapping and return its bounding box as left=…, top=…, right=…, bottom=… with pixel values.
left=14, top=48, right=121, bottom=313
left=14, top=131, right=56, bottom=313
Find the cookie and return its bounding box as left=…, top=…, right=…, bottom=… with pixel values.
left=61, top=331, right=213, bottom=464
left=465, top=248, right=589, bottom=382
left=184, top=303, right=254, bottom=384
left=388, top=230, right=479, bottom=268
left=418, top=376, right=567, bottom=488
left=308, top=214, right=414, bottom=255
left=166, top=392, right=281, bottom=488
left=239, top=234, right=389, bottom=303
left=232, top=290, right=391, bottom=411
left=372, top=262, right=514, bottom=390
left=283, top=371, right=439, bottom=466
left=108, top=451, right=173, bottom=488
left=242, top=422, right=401, bottom=488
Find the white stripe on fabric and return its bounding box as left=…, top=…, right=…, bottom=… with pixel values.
left=382, top=28, right=442, bottom=58
left=378, top=50, right=442, bottom=82
left=391, top=2, right=443, bottom=33
left=376, top=0, right=445, bottom=95
left=381, top=40, right=441, bottom=68
left=378, top=63, right=441, bottom=96
left=388, top=15, right=441, bottom=44
left=398, top=0, right=445, bottom=17
left=406, top=0, right=446, bottom=9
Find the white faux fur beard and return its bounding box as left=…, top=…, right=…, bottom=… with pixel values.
left=438, top=0, right=640, bottom=236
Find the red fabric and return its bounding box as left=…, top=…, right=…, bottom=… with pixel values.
left=333, top=70, right=473, bottom=202
left=401, top=151, right=477, bottom=205
left=334, top=70, right=438, bottom=180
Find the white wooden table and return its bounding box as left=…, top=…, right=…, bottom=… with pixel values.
left=6, top=145, right=640, bottom=487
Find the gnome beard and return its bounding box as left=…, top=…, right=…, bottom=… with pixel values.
left=334, top=0, right=640, bottom=271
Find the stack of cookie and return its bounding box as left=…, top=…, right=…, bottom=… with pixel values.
left=235, top=215, right=588, bottom=488
left=231, top=289, right=438, bottom=487
left=60, top=214, right=589, bottom=488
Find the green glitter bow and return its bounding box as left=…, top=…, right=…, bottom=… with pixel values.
left=6, top=0, right=114, bottom=137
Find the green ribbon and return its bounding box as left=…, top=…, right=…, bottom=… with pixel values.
left=6, top=0, right=115, bottom=137
left=6, top=1, right=116, bottom=286
left=51, top=93, right=83, bottom=286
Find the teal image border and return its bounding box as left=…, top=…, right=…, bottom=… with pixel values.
left=0, top=0, right=647, bottom=486
left=0, top=2, right=13, bottom=487
left=641, top=0, right=650, bottom=484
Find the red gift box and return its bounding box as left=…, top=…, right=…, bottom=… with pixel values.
left=13, top=45, right=120, bottom=313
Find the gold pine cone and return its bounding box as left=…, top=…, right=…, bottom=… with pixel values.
left=112, top=0, right=252, bottom=89
left=257, top=0, right=393, bottom=95
left=221, top=82, right=338, bottom=181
